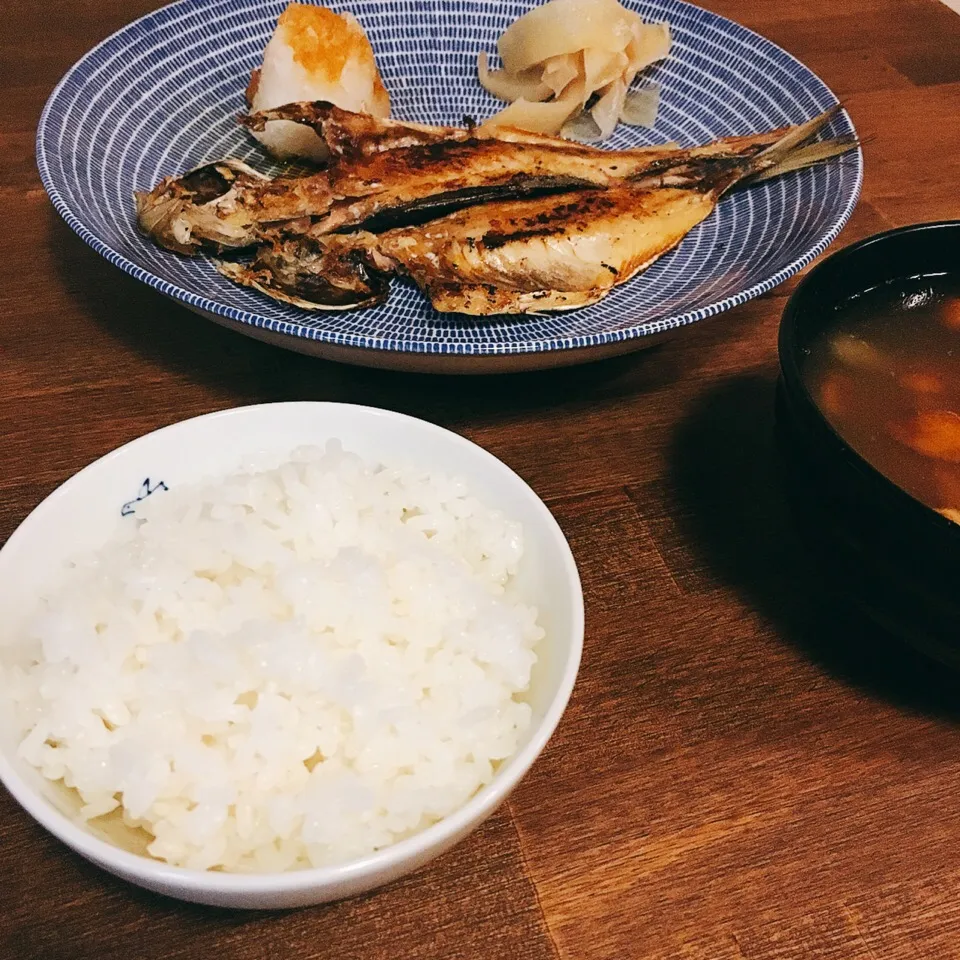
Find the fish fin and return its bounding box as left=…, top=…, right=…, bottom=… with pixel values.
left=214, top=258, right=388, bottom=311
left=746, top=135, right=860, bottom=184
left=712, top=106, right=856, bottom=193
left=753, top=105, right=843, bottom=166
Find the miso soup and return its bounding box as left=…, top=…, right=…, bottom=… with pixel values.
left=804, top=275, right=960, bottom=524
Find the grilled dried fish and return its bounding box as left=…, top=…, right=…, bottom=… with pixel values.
left=134, top=161, right=335, bottom=256
left=378, top=186, right=703, bottom=313
left=249, top=100, right=800, bottom=236
left=133, top=159, right=270, bottom=255
left=136, top=102, right=485, bottom=254
left=376, top=113, right=857, bottom=314
left=241, top=99, right=643, bottom=155
left=251, top=99, right=794, bottom=165
left=302, top=132, right=757, bottom=236
left=136, top=101, right=802, bottom=255
left=226, top=183, right=723, bottom=313
left=220, top=108, right=856, bottom=315
left=217, top=232, right=389, bottom=310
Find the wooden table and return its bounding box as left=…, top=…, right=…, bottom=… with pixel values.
left=3, top=0, right=960, bottom=956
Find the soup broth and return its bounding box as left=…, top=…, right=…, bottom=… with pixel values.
left=804, top=275, right=960, bottom=524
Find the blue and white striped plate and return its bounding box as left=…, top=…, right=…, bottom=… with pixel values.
left=37, top=0, right=861, bottom=372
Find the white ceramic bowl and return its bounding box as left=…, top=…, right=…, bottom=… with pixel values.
left=0, top=402, right=583, bottom=909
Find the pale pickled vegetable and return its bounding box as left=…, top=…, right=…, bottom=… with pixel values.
left=620, top=84, right=661, bottom=127
left=583, top=48, right=629, bottom=92
left=625, top=20, right=671, bottom=79
left=483, top=97, right=582, bottom=135
left=477, top=0, right=671, bottom=139
left=561, top=110, right=604, bottom=143
left=591, top=78, right=627, bottom=140
left=497, top=0, right=635, bottom=74
left=478, top=52, right=551, bottom=103
left=541, top=53, right=582, bottom=98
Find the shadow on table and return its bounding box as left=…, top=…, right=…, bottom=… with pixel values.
left=49, top=212, right=703, bottom=429
left=666, top=371, right=960, bottom=722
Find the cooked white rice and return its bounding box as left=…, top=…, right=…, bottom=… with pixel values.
left=5, top=441, right=542, bottom=872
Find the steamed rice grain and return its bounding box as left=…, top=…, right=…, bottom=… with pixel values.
left=5, top=441, right=543, bottom=872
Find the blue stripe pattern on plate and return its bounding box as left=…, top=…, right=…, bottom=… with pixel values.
left=36, top=0, right=862, bottom=358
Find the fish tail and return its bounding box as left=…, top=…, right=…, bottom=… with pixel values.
left=734, top=105, right=859, bottom=188
left=753, top=105, right=843, bottom=166
left=696, top=106, right=858, bottom=195
left=746, top=136, right=860, bottom=183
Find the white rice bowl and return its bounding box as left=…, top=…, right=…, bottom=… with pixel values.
left=0, top=402, right=582, bottom=908
left=5, top=440, right=544, bottom=874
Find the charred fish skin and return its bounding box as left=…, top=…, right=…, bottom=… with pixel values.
left=219, top=108, right=856, bottom=316
left=375, top=186, right=719, bottom=315
left=368, top=108, right=857, bottom=316
left=243, top=99, right=789, bottom=158
left=134, top=159, right=270, bottom=255
left=135, top=163, right=338, bottom=257
left=239, top=102, right=675, bottom=237
left=213, top=184, right=713, bottom=316
left=237, top=101, right=806, bottom=241
left=284, top=124, right=791, bottom=239
left=243, top=102, right=795, bottom=239
left=243, top=172, right=334, bottom=227
left=239, top=99, right=630, bottom=157
left=308, top=137, right=673, bottom=236
left=139, top=104, right=607, bottom=253
left=314, top=173, right=604, bottom=236
left=324, top=125, right=795, bottom=200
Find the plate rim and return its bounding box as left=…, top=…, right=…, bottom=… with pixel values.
left=36, top=0, right=863, bottom=358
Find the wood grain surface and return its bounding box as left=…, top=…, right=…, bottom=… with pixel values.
left=2, top=0, right=960, bottom=957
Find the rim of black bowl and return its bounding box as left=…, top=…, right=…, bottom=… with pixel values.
left=778, top=219, right=960, bottom=540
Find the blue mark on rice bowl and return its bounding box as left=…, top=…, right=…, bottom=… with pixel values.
left=121, top=479, right=168, bottom=517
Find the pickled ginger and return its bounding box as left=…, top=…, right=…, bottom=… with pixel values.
left=478, top=0, right=670, bottom=140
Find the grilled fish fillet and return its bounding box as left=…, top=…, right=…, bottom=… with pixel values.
left=304, top=128, right=792, bottom=236
left=136, top=101, right=807, bottom=255
left=377, top=111, right=857, bottom=314
left=249, top=100, right=800, bottom=237
left=222, top=183, right=719, bottom=313
left=376, top=185, right=710, bottom=313
left=217, top=108, right=857, bottom=315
